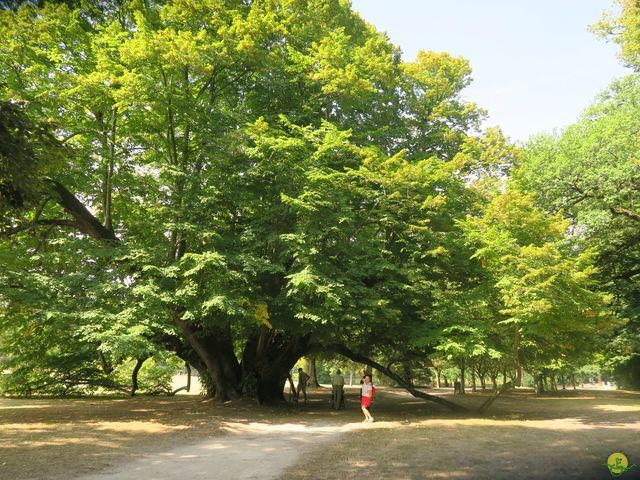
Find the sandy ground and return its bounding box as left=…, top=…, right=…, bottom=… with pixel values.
left=71, top=420, right=387, bottom=480
left=73, top=421, right=346, bottom=480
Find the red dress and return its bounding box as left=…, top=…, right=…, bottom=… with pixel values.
left=361, top=383, right=374, bottom=407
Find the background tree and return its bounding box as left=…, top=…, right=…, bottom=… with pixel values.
left=514, top=74, right=640, bottom=388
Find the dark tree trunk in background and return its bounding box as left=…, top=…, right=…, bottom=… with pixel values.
left=172, top=362, right=192, bottom=395
left=470, top=365, right=477, bottom=392
left=130, top=356, right=148, bottom=396
left=98, top=350, right=113, bottom=375
left=305, top=356, right=320, bottom=387
left=402, top=362, right=413, bottom=385
left=514, top=327, right=523, bottom=387
left=459, top=360, right=466, bottom=395
left=490, top=374, right=498, bottom=391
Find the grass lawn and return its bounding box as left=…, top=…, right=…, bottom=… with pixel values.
left=0, top=394, right=299, bottom=479
left=282, top=387, right=640, bottom=480
left=1, top=386, right=639, bottom=480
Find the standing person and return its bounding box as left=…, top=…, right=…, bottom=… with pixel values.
left=360, top=373, right=376, bottom=422
left=297, top=367, right=310, bottom=403
left=331, top=369, right=345, bottom=410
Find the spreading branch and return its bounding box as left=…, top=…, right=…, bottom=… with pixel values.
left=330, top=344, right=468, bottom=412
left=1, top=218, right=79, bottom=238
left=46, top=179, right=119, bottom=241
left=609, top=206, right=640, bottom=222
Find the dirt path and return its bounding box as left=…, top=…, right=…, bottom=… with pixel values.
left=73, top=420, right=369, bottom=480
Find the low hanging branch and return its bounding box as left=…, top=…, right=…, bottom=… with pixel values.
left=171, top=361, right=192, bottom=395
left=477, top=381, right=513, bottom=414
left=330, top=344, right=468, bottom=413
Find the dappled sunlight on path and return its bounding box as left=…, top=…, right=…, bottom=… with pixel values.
left=74, top=418, right=352, bottom=480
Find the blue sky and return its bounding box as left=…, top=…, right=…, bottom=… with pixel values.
left=350, top=0, right=631, bottom=143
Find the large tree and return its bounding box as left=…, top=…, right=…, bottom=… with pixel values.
left=0, top=0, right=489, bottom=404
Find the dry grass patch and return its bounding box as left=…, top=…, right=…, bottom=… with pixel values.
left=0, top=394, right=310, bottom=480
left=281, top=389, right=640, bottom=480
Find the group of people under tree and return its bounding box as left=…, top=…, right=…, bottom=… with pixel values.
left=294, top=367, right=376, bottom=422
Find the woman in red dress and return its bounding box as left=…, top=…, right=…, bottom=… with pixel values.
left=360, top=373, right=375, bottom=422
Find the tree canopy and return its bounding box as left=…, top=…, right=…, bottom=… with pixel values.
left=0, top=0, right=632, bottom=402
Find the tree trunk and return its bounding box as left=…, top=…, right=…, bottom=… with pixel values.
left=305, top=356, right=320, bottom=387
left=98, top=350, right=113, bottom=375
left=46, top=180, right=118, bottom=241
left=172, top=362, right=192, bottom=395
left=402, top=361, right=412, bottom=384
left=130, top=356, right=148, bottom=396
left=490, top=374, right=498, bottom=392
left=99, top=107, right=117, bottom=232
left=171, top=314, right=241, bottom=401
left=435, top=368, right=441, bottom=388
left=470, top=365, right=477, bottom=392
left=514, top=327, right=523, bottom=387
left=241, top=328, right=310, bottom=404
left=459, top=360, right=466, bottom=395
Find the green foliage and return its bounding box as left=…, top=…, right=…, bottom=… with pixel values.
left=592, top=0, right=640, bottom=70
left=0, top=0, right=628, bottom=398
left=0, top=103, right=66, bottom=219
left=458, top=187, right=618, bottom=377
left=516, top=74, right=640, bottom=388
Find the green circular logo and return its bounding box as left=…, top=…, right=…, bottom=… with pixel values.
left=608, top=453, right=629, bottom=476
left=605, top=452, right=637, bottom=477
